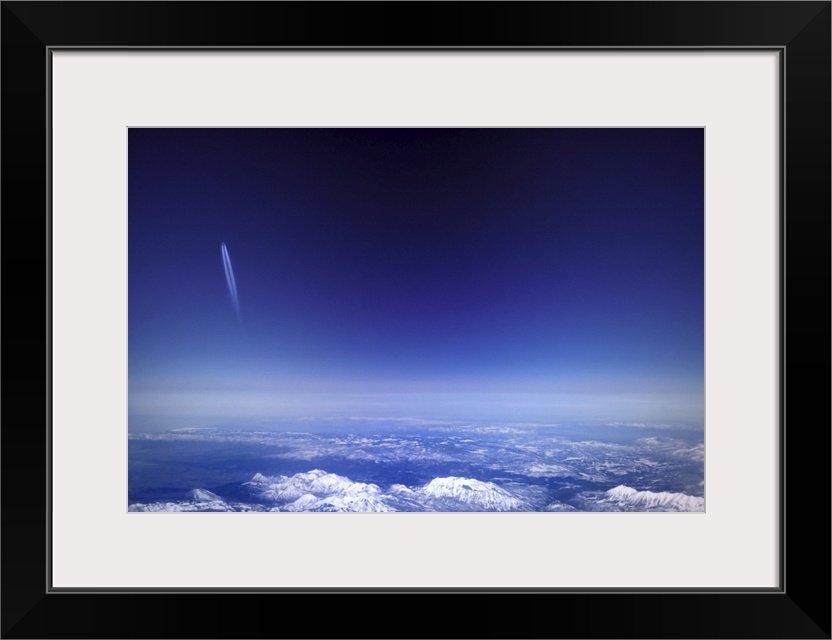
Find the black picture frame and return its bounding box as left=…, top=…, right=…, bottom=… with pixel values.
left=2, top=2, right=829, bottom=638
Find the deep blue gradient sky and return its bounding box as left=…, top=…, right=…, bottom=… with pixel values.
left=128, top=128, right=704, bottom=429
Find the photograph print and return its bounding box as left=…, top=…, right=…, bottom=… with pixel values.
left=128, top=127, right=704, bottom=513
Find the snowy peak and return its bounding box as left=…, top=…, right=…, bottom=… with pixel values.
left=241, top=470, right=530, bottom=511
left=417, top=477, right=529, bottom=511
left=187, top=488, right=223, bottom=503
left=283, top=493, right=395, bottom=513
left=603, top=485, right=704, bottom=512
left=282, top=494, right=320, bottom=511
left=606, top=485, right=638, bottom=500
left=248, top=473, right=271, bottom=484
left=389, top=484, right=415, bottom=495
left=245, top=469, right=387, bottom=510
left=130, top=489, right=236, bottom=512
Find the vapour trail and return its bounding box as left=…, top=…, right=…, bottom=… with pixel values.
left=221, top=242, right=241, bottom=320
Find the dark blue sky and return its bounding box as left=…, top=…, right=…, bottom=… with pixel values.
left=128, top=128, right=704, bottom=429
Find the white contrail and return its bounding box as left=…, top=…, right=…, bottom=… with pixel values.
left=221, top=242, right=241, bottom=320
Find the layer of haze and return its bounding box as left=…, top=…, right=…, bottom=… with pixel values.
left=129, top=128, right=704, bottom=431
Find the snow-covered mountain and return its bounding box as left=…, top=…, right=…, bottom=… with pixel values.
left=129, top=470, right=534, bottom=512
left=129, top=488, right=237, bottom=512
left=187, top=488, right=223, bottom=503
left=415, top=477, right=530, bottom=511
left=597, top=485, right=704, bottom=512
left=242, top=470, right=529, bottom=511
left=128, top=476, right=706, bottom=513
left=243, top=469, right=395, bottom=511
left=282, top=492, right=394, bottom=512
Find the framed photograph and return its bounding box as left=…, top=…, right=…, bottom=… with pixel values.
left=3, top=2, right=829, bottom=638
